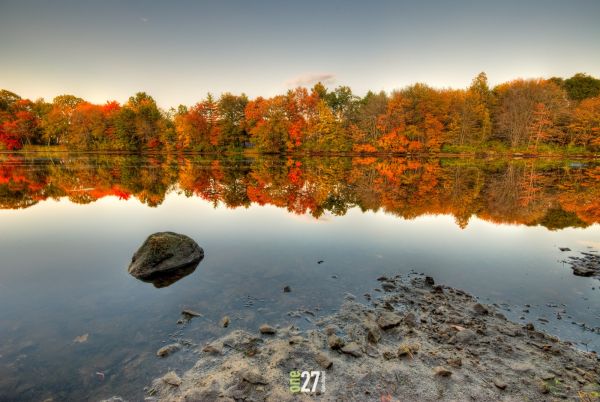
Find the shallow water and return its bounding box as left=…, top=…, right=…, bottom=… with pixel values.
left=0, top=154, right=599, bottom=401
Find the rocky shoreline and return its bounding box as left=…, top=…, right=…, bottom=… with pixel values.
left=567, top=251, right=600, bottom=279
left=138, top=273, right=600, bottom=401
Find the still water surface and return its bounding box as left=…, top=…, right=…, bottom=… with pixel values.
left=0, top=154, right=599, bottom=401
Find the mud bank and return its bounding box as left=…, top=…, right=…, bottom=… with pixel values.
left=143, top=273, right=600, bottom=401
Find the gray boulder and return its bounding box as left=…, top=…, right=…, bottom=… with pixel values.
left=128, top=232, right=203, bottom=286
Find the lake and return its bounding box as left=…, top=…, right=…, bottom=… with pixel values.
left=0, top=153, right=599, bottom=401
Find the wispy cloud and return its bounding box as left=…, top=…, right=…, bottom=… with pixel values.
left=285, top=73, right=336, bottom=88
left=140, top=17, right=149, bottom=23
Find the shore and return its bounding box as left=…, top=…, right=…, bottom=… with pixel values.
left=135, top=273, right=600, bottom=401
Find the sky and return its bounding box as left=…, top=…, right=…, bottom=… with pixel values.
left=1, top=0, right=599, bottom=108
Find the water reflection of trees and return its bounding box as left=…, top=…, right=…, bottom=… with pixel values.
left=0, top=154, right=597, bottom=230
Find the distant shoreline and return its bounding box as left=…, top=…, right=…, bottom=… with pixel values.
left=2, top=146, right=599, bottom=159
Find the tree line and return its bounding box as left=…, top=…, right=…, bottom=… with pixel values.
left=1, top=72, right=599, bottom=153
left=1, top=154, right=598, bottom=230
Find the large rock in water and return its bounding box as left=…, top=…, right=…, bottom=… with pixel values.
left=128, top=232, right=203, bottom=287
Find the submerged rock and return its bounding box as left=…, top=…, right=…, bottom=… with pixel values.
left=156, top=343, right=181, bottom=357
left=259, top=324, right=276, bottom=334
left=128, top=232, right=203, bottom=288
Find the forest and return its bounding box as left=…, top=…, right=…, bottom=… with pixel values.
left=0, top=154, right=598, bottom=230
left=0, top=73, right=599, bottom=154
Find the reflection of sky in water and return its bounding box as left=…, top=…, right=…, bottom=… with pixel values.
left=0, top=193, right=599, bottom=400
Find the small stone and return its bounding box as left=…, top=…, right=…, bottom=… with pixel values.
left=425, top=276, right=435, bottom=286
left=283, top=285, right=291, bottom=293
left=540, top=372, right=555, bottom=381
left=288, top=336, right=305, bottom=345
left=162, top=371, right=182, bottom=386
left=383, top=350, right=396, bottom=360
left=182, top=309, right=202, bottom=317
left=242, top=371, right=268, bottom=385
left=365, top=321, right=381, bottom=343
left=221, top=316, right=230, bottom=328
left=341, top=342, right=362, bottom=357
left=453, top=329, right=477, bottom=344
left=202, top=343, right=222, bottom=354
left=432, top=285, right=444, bottom=294
left=493, top=378, right=507, bottom=390
left=433, top=366, right=452, bottom=377
left=315, top=352, right=333, bottom=369
left=328, top=335, right=345, bottom=350
left=398, top=342, right=419, bottom=357
left=73, top=333, right=89, bottom=343
left=472, top=303, right=489, bottom=315
left=365, top=344, right=379, bottom=358
left=259, top=324, right=276, bottom=335
left=377, top=312, right=402, bottom=330
left=404, top=312, right=417, bottom=327
left=447, top=357, right=462, bottom=368
left=524, top=323, right=535, bottom=331
left=324, top=325, right=338, bottom=336
left=381, top=282, right=395, bottom=292
left=559, top=247, right=571, bottom=252
left=156, top=343, right=180, bottom=357
left=511, top=362, right=534, bottom=373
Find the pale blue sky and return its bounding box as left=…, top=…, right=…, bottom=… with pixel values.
left=1, top=0, right=599, bottom=108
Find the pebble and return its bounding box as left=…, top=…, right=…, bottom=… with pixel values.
left=156, top=343, right=181, bottom=357
left=328, top=334, right=345, bottom=350
left=472, top=303, right=489, bottom=315
left=341, top=342, right=362, bottom=357
left=221, top=316, right=230, bottom=328
left=315, top=352, right=333, bottom=369
left=181, top=309, right=202, bottom=317
left=242, top=371, right=268, bottom=385
left=493, top=378, right=507, bottom=390
left=202, top=344, right=221, bottom=354
left=377, top=312, right=402, bottom=330
left=433, top=366, right=453, bottom=377
left=453, top=329, right=477, bottom=344
left=259, top=324, right=276, bottom=335
left=162, top=371, right=182, bottom=387
left=365, top=321, right=382, bottom=343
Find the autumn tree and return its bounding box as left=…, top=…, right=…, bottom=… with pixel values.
left=457, top=72, right=491, bottom=145
left=351, top=91, right=388, bottom=151
left=528, top=103, right=553, bottom=150
left=174, top=94, right=221, bottom=151
left=304, top=99, right=350, bottom=152
left=41, top=95, right=84, bottom=145
left=217, top=93, right=248, bottom=149
left=245, top=96, right=289, bottom=153
left=570, top=96, right=600, bottom=150
left=493, top=79, right=569, bottom=148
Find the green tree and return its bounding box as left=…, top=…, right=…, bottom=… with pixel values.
left=218, top=93, right=248, bottom=149
left=564, top=73, right=600, bottom=101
